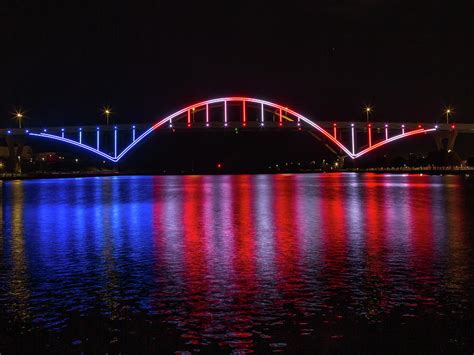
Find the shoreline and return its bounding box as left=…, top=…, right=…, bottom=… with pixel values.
left=0, top=168, right=472, bottom=181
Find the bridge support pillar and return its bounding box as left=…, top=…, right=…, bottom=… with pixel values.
left=5, top=136, right=24, bottom=173
left=434, top=130, right=458, bottom=152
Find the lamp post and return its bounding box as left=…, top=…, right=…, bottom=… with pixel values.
left=365, top=106, right=372, bottom=124
left=445, top=108, right=452, bottom=124
left=16, top=112, right=23, bottom=128
left=102, top=106, right=112, bottom=125
left=13, top=108, right=25, bottom=128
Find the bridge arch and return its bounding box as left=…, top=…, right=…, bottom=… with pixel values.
left=28, top=97, right=437, bottom=162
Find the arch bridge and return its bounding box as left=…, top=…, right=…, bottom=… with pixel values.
left=1, top=97, right=465, bottom=163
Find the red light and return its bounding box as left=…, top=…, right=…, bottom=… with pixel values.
left=333, top=123, right=337, bottom=127
left=418, top=124, right=422, bottom=128
left=451, top=124, right=456, bottom=129
left=217, top=163, right=222, bottom=169
left=279, top=122, right=283, bottom=127
left=368, top=124, right=372, bottom=128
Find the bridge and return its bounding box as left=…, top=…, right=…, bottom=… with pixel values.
left=1, top=97, right=472, bottom=166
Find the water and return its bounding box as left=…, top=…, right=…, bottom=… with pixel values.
left=1, top=173, right=473, bottom=353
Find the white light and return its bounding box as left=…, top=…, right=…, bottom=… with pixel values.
left=351, top=124, right=355, bottom=154
left=224, top=101, right=227, bottom=123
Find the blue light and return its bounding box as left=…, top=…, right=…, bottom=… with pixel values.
left=43, top=129, right=47, bottom=132
left=29, top=132, right=116, bottom=162
left=114, top=129, right=117, bottom=158
left=7, top=130, right=11, bottom=134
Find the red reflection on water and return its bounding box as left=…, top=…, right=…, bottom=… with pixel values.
left=231, top=175, right=256, bottom=296
left=364, top=175, right=390, bottom=315
left=145, top=173, right=472, bottom=351
left=273, top=175, right=302, bottom=303
left=319, top=173, right=348, bottom=290
left=182, top=176, right=209, bottom=319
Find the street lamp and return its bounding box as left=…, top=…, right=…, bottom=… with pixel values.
left=102, top=105, right=112, bottom=125
left=365, top=106, right=372, bottom=124
left=13, top=108, right=25, bottom=128
left=445, top=107, right=453, bottom=124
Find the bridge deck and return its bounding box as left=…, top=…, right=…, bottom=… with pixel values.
left=1, top=122, right=472, bottom=135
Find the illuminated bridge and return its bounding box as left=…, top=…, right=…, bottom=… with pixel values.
left=1, top=97, right=471, bottom=163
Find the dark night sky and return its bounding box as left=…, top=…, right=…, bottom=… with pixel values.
left=2, top=0, right=473, bottom=126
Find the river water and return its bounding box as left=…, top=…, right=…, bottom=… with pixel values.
left=1, top=174, right=473, bottom=353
